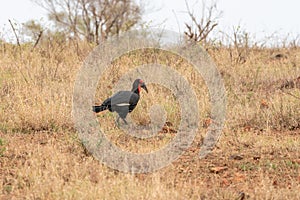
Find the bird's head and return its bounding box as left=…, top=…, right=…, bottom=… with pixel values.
left=132, top=79, right=148, bottom=94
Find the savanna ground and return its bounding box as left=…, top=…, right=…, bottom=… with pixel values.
left=0, top=38, right=299, bottom=199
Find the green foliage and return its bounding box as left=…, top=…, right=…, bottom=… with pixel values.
left=240, top=162, right=256, bottom=171
left=0, top=137, right=6, bottom=157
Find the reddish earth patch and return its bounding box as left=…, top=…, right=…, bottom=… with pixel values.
left=0, top=130, right=299, bottom=199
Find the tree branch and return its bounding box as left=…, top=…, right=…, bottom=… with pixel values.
left=8, top=19, right=21, bottom=46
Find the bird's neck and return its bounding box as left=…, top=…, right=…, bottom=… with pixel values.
left=132, top=86, right=141, bottom=95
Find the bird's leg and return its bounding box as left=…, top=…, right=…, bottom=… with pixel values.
left=122, top=118, right=128, bottom=125
left=116, top=116, right=121, bottom=127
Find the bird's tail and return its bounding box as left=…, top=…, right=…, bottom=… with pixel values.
left=92, top=105, right=107, bottom=113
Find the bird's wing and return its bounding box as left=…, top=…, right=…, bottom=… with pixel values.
left=110, top=91, right=133, bottom=105
left=109, top=91, right=140, bottom=112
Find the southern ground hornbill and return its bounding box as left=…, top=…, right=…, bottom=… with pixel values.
left=92, top=79, right=148, bottom=125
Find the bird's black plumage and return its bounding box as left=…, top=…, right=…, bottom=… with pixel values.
left=93, top=79, right=148, bottom=124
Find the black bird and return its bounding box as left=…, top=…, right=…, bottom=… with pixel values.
left=93, top=79, right=148, bottom=125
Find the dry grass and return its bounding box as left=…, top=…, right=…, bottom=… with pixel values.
left=0, top=39, right=299, bottom=199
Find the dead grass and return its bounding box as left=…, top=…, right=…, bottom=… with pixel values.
left=0, top=129, right=299, bottom=199
left=0, top=40, right=299, bottom=199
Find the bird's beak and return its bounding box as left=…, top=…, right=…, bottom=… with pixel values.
left=141, top=83, right=148, bottom=93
